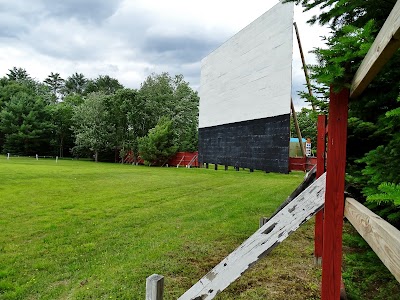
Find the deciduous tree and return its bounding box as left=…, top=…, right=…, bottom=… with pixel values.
left=71, top=92, right=115, bottom=162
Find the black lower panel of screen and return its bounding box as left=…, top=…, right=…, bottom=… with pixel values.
left=198, top=114, right=290, bottom=173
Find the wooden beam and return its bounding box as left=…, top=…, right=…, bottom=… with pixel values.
left=146, top=274, right=164, bottom=300
left=178, top=173, right=326, bottom=300
left=316, top=115, right=327, bottom=178
left=345, top=198, right=400, bottom=282
left=291, top=98, right=305, bottom=157
left=350, top=0, right=400, bottom=98
left=314, top=115, right=327, bottom=265
left=293, top=22, right=316, bottom=111
left=321, top=87, right=349, bottom=300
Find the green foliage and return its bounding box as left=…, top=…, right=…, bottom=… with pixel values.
left=7, top=67, right=30, bottom=81
left=298, top=84, right=329, bottom=113
left=286, top=0, right=396, bottom=30
left=290, top=108, right=318, bottom=147
left=138, top=117, right=178, bottom=165
left=63, top=93, right=84, bottom=107
left=49, top=101, right=75, bottom=157
left=287, top=0, right=400, bottom=228
left=137, top=73, right=199, bottom=152
left=342, top=225, right=400, bottom=299
left=309, top=20, right=376, bottom=90
left=0, top=69, right=198, bottom=161
left=0, top=80, right=53, bottom=155
left=71, top=92, right=115, bottom=161
left=63, top=72, right=87, bottom=95
left=44, top=72, right=64, bottom=101
left=85, top=75, right=123, bottom=95
left=353, top=95, right=400, bottom=216
left=286, top=2, right=400, bottom=295
left=366, top=183, right=400, bottom=222
left=285, top=0, right=398, bottom=107
left=368, top=183, right=400, bottom=206
left=109, top=88, right=139, bottom=160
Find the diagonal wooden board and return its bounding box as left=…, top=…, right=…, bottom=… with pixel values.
left=179, top=172, right=326, bottom=300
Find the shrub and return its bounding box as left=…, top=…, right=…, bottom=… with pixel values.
left=138, top=117, right=178, bottom=166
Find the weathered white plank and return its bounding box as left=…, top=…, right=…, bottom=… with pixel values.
left=344, top=198, right=400, bottom=282
left=350, top=0, right=400, bottom=98
left=178, top=173, right=326, bottom=300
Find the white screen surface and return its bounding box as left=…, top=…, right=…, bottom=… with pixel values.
left=199, top=2, right=294, bottom=128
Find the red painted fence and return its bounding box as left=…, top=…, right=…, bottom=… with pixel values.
left=123, top=151, right=199, bottom=167
left=167, top=152, right=199, bottom=167
left=289, top=156, right=317, bottom=172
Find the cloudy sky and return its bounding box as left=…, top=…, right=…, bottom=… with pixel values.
left=0, top=0, right=329, bottom=109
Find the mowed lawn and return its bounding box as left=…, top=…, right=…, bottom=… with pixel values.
left=0, top=156, right=320, bottom=300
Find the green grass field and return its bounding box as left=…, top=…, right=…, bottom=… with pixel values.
left=0, top=156, right=323, bottom=299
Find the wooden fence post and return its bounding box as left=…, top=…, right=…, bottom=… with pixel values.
left=314, top=114, right=326, bottom=265
left=146, top=274, right=164, bottom=300
left=321, top=87, right=349, bottom=300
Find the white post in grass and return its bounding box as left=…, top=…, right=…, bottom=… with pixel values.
left=7, top=153, right=10, bottom=160
left=56, top=156, right=58, bottom=163
left=36, top=154, right=38, bottom=160
left=146, top=274, right=164, bottom=300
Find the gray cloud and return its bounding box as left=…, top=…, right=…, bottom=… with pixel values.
left=19, top=20, right=104, bottom=61
left=41, top=0, right=123, bottom=23
left=0, top=13, right=29, bottom=38
left=0, top=0, right=328, bottom=107
left=142, top=34, right=220, bottom=64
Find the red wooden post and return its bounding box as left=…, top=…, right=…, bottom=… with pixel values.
left=321, top=87, right=349, bottom=299
left=314, top=114, right=326, bottom=265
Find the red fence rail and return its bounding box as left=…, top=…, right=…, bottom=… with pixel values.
left=168, top=152, right=199, bottom=167
left=123, top=151, right=199, bottom=167
left=289, top=156, right=317, bottom=172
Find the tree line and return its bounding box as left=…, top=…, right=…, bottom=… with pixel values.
left=0, top=68, right=199, bottom=164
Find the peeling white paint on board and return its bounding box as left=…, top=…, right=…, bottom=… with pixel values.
left=199, top=1, right=294, bottom=128
left=178, top=172, right=326, bottom=300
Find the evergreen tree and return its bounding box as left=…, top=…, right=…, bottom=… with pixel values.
left=7, top=67, right=30, bottom=82
left=44, top=72, right=64, bottom=101
left=0, top=85, right=53, bottom=155
left=138, top=117, right=178, bottom=166
left=64, top=73, right=87, bottom=95
left=286, top=0, right=400, bottom=224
